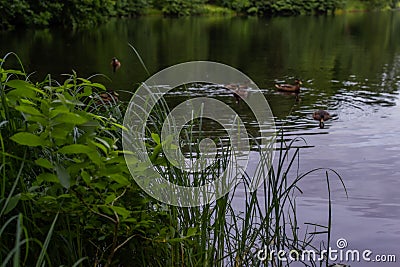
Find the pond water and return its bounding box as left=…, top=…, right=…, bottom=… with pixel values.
left=2, top=11, right=400, bottom=266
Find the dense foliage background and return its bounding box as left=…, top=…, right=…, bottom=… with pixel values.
left=1, top=0, right=399, bottom=30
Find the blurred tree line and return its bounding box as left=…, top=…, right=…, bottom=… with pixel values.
left=0, top=0, right=148, bottom=30
left=0, top=0, right=399, bottom=29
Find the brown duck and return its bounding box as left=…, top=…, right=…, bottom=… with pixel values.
left=98, top=88, right=119, bottom=105
left=111, top=57, right=121, bottom=73
left=275, top=79, right=302, bottom=93
left=313, top=110, right=331, bottom=128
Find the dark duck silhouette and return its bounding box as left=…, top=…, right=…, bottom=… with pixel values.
left=313, top=110, right=331, bottom=128
left=275, top=79, right=302, bottom=93
left=111, top=57, right=121, bottom=73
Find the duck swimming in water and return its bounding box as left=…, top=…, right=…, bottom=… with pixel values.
left=111, top=57, right=121, bottom=73
left=313, top=110, right=331, bottom=128
left=275, top=79, right=302, bottom=93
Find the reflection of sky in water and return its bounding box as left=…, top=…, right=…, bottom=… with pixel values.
left=162, top=62, right=400, bottom=265
left=280, top=95, right=400, bottom=266
left=226, top=64, right=400, bottom=266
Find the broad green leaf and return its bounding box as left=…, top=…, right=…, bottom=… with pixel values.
left=7, top=88, right=35, bottom=99
left=35, top=158, right=53, bottom=169
left=105, top=154, right=129, bottom=164
left=49, top=105, right=70, bottom=118
left=20, top=99, right=36, bottom=105
left=3, top=69, right=24, bottom=75
left=57, top=194, right=73, bottom=199
left=6, top=80, right=35, bottom=90
left=59, top=144, right=102, bottom=165
left=53, top=112, right=88, bottom=125
left=109, top=183, right=126, bottom=191
left=83, top=86, right=93, bottom=94
left=10, top=132, right=45, bottom=147
left=26, top=115, right=47, bottom=125
left=101, top=165, right=126, bottom=175
left=51, top=126, right=70, bottom=141
left=56, top=165, right=70, bottom=189
left=110, top=206, right=131, bottom=219
left=94, top=137, right=111, bottom=150
left=67, top=161, right=90, bottom=176
left=92, top=182, right=106, bottom=190
left=77, top=78, right=91, bottom=83
left=87, top=151, right=101, bottom=166
left=105, top=194, right=116, bottom=204
left=151, top=133, right=161, bottom=145
left=109, top=174, right=130, bottom=186
left=37, top=173, right=59, bottom=183
left=6, top=80, right=45, bottom=95
left=76, top=86, right=92, bottom=97
left=40, top=100, right=50, bottom=116
left=3, top=195, right=20, bottom=215
left=59, top=144, right=94, bottom=154
left=123, top=218, right=138, bottom=223
left=15, top=105, right=43, bottom=116
left=111, top=122, right=127, bottom=130
left=91, top=140, right=108, bottom=155
left=91, top=83, right=106, bottom=91
left=150, top=143, right=162, bottom=163
left=81, top=170, right=91, bottom=184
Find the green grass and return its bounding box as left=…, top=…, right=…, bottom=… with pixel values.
left=342, top=0, right=369, bottom=11
left=139, top=78, right=347, bottom=266
left=200, top=4, right=235, bottom=16
left=336, top=0, right=399, bottom=12
left=1, top=52, right=347, bottom=266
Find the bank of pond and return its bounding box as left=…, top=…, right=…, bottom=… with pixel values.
left=0, top=55, right=345, bottom=266
left=1, top=0, right=400, bottom=30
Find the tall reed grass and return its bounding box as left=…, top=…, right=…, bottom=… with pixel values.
left=0, top=52, right=346, bottom=266
left=138, top=82, right=347, bottom=266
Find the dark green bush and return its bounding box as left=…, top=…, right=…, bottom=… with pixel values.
left=0, top=0, right=398, bottom=30
left=0, top=57, right=174, bottom=266
left=0, top=0, right=150, bottom=30
left=361, top=0, right=396, bottom=9
left=249, top=0, right=343, bottom=15
left=159, top=0, right=205, bottom=16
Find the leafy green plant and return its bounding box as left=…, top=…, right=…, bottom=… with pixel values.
left=0, top=0, right=150, bottom=30
left=157, top=0, right=205, bottom=16
left=0, top=54, right=175, bottom=266
left=1, top=53, right=346, bottom=266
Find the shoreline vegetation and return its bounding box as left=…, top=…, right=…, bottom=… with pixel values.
left=0, top=53, right=347, bottom=266
left=1, top=0, right=400, bottom=30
